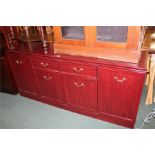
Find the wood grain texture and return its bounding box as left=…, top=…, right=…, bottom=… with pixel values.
left=7, top=54, right=38, bottom=95
left=126, top=26, right=141, bottom=49
left=53, top=26, right=142, bottom=63
left=98, top=66, right=145, bottom=127
left=0, top=30, right=18, bottom=94
left=35, top=69, right=63, bottom=102
left=61, top=60, right=97, bottom=78
left=53, top=26, right=85, bottom=46
left=1, top=56, right=18, bottom=94
left=32, top=56, right=59, bottom=71
left=53, top=26, right=141, bottom=49
left=0, top=27, right=10, bottom=49
left=54, top=43, right=141, bottom=63
left=6, top=43, right=147, bottom=128
left=62, top=73, right=97, bottom=113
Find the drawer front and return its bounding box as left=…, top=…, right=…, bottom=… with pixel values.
left=61, top=61, right=97, bottom=78
left=32, top=57, right=59, bottom=71
left=9, top=54, right=26, bottom=63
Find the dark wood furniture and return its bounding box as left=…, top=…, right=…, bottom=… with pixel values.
left=0, top=28, right=18, bottom=94
left=5, top=26, right=147, bottom=128
left=6, top=41, right=147, bottom=128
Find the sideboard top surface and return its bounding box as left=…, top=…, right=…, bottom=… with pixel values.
left=6, top=42, right=147, bottom=72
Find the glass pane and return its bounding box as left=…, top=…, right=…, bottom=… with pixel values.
left=97, top=26, right=128, bottom=43
left=61, top=26, right=84, bottom=40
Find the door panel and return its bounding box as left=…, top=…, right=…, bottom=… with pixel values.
left=98, top=66, right=142, bottom=120
left=35, top=69, right=63, bottom=101
left=62, top=73, right=97, bottom=113
left=8, top=54, right=37, bottom=94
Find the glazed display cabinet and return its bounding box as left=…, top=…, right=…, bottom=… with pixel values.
left=53, top=26, right=145, bottom=63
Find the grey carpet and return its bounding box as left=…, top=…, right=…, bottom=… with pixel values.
left=0, top=86, right=154, bottom=129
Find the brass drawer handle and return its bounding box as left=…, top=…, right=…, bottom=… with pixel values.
left=43, top=75, right=52, bottom=80
left=16, top=60, right=23, bottom=64
left=72, top=67, right=84, bottom=72
left=40, top=62, right=48, bottom=67
left=114, top=76, right=127, bottom=83
left=74, top=82, right=85, bottom=87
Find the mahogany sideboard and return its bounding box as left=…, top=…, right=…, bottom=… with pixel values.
left=6, top=43, right=147, bottom=128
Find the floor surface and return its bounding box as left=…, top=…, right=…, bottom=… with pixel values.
left=0, top=87, right=154, bottom=129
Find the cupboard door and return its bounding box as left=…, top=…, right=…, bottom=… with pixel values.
left=62, top=74, right=97, bottom=113
left=53, top=26, right=89, bottom=46
left=94, top=26, right=141, bottom=50
left=8, top=54, right=37, bottom=95
left=35, top=69, right=63, bottom=101
left=98, top=66, right=144, bottom=123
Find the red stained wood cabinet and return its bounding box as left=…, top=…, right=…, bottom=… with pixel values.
left=61, top=60, right=98, bottom=113
left=8, top=54, right=38, bottom=95
left=31, top=55, right=63, bottom=103
left=6, top=50, right=146, bottom=128
left=4, top=26, right=147, bottom=128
